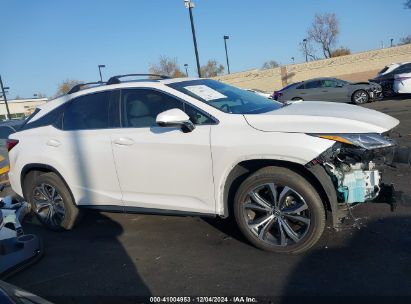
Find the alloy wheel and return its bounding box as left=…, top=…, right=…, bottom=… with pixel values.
left=354, top=91, right=368, bottom=104
left=242, top=183, right=311, bottom=247
left=32, top=183, right=65, bottom=227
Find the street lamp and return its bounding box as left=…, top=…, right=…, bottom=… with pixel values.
left=184, top=64, right=189, bottom=77
left=184, top=0, right=201, bottom=77
left=223, top=35, right=231, bottom=74
left=98, top=64, right=106, bottom=82
left=291, top=57, right=295, bottom=64
left=0, top=76, right=11, bottom=119
left=303, top=39, right=308, bottom=62
left=390, top=38, right=394, bottom=47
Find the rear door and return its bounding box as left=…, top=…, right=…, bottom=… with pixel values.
left=300, top=80, right=323, bottom=100
left=49, top=90, right=123, bottom=207
left=320, top=79, right=348, bottom=102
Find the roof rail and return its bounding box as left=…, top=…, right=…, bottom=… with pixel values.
left=67, top=81, right=106, bottom=94
left=107, top=74, right=171, bottom=85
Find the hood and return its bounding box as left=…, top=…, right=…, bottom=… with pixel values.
left=244, top=101, right=399, bottom=134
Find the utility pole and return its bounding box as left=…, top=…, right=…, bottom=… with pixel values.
left=0, top=76, right=11, bottom=120
left=184, top=64, right=189, bottom=77
left=98, top=64, right=106, bottom=82
left=303, top=39, right=308, bottom=62
left=223, top=35, right=231, bottom=74
left=184, top=0, right=201, bottom=77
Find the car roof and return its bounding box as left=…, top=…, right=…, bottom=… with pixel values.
left=301, top=77, right=337, bottom=82
left=34, top=77, right=205, bottom=117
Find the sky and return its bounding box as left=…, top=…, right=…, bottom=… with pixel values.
left=0, top=0, right=410, bottom=98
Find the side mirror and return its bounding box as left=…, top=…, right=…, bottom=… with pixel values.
left=336, top=84, right=344, bottom=88
left=156, top=108, right=195, bottom=133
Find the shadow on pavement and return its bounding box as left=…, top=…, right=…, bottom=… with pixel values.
left=7, top=211, right=151, bottom=303
left=281, top=216, right=411, bottom=300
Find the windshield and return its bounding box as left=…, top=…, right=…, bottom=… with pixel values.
left=167, top=79, right=282, bottom=114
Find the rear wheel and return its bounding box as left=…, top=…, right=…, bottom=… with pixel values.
left=26, top=172, right=80, bottom=231
left=233, top=166, right=325, bottom=254
left=352, top=90, right=369, bottom=104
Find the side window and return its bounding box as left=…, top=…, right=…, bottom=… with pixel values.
left=63, top=91, right=111, bottom=131
left=304, top=81, right=321, bottom=89
left=322, top=80, right=336, bottom=88
left=397, top=63, right=411, bottom=73
left=183, top=104, right=214, bottom=125
left=121, top=89, right=183, bottom=128
left=21, top=105, right=65, bottom=131
left=296, top=84, right=305, bottom=89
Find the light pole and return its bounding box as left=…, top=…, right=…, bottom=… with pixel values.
left=184, top=64, right=189, bottom=77
left=390, top=38, right=394, bottom=47
left=303, top=39, right=308, bottom=62
left=223, top=35, right=231, bottom=74
left=184, top=0, right=201, bottom=78
left=291, top=57, right=295, bottom=64
left=98, top=64, right=106, bottom=82
left=0, top=76, right=11, bottom=120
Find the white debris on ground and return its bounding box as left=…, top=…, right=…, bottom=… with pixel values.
left=0, top=195, right=30, bottom=241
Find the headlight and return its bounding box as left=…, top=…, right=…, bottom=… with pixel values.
left=309, top=133, right=396, bottom=149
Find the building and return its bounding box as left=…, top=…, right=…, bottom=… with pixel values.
left=0, top=98, right=47, bottom=120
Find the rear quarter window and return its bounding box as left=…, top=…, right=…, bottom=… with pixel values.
left=20, top=105, right=65, bottom=131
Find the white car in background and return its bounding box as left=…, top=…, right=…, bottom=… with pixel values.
left=394, top=72, right=411, bottom=94
left=7, top=74, right=399, bottom=254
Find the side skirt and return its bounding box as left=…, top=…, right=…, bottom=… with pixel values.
left=77, top=205, right=217, bottom=218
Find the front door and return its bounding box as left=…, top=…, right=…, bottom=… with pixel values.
left=111, top=88, right=216, bottom=214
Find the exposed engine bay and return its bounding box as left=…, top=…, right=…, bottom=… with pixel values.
left=306, top=132, right=408, bottom=226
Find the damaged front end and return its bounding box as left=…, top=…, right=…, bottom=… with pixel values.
left=306, top=132, right=404, bottom=228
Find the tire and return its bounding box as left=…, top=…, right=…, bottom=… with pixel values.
left=26, top=172, right=80, bottom=231
left=291, top=97, right=304, bottom=101
left=352, top=90, right=369, bottom=104
left=233, top=166, right=326, bottom=254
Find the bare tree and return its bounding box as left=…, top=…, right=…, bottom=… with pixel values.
left=55, top=79, right=83, bottom=96
left=149, top=56, right=184, bottom=78
left=261, top=60, right=279, bottom=70
left=330, top=47, right=351, bottom=57
left=200, top=59, right=225, bottom=77
left=299, top=39, right=319, bottom=61
left=398, top=35, right=411, bottom=45
left=308, top=13, right=339, bottom=58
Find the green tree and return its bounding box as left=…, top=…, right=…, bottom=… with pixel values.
left=200, top=59, right=225, bottom=77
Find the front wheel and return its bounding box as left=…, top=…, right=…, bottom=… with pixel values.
left=26, top=172, right=81, bottom=231
left=352, top=90, right=369, bottom=104
left=233, top=167, right=325, bottom=254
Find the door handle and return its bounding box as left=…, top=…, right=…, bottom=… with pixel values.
left=113, top=137, right=135, bottom=146
left=46, top=139, right=61, bottom=147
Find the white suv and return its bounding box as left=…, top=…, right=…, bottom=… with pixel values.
left=7, top=74, right=399, bottom=253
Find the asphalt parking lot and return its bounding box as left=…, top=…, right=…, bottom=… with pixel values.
left=4, top=96, right=411, bottom=303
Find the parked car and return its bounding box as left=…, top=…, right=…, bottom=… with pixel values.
left=370, top=62, right=411, bottom=97
left=275, top=77, right=382, bottom=104
left=245, top=89, right=272, bottom=99
left=7, top=74, right=399, bottom=253
left=393, top=72, right=411, bottom=94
